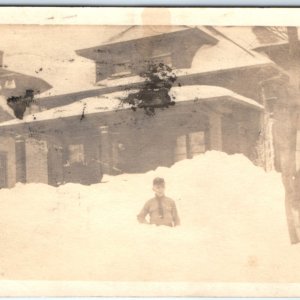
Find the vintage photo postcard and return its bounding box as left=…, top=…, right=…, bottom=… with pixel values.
left=1, top=6, right=300, bottom=297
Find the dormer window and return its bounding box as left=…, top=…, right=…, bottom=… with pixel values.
left=4, top=79, right=16, bottom=89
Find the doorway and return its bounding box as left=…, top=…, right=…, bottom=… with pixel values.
left=174, top=131, right=206, bottom=162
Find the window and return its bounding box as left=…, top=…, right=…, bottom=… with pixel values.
left=112, top=60, right=132, bottom=77
left=189, top=131, right=206, bottom=155
left=4, top=79, right=16, bottom=89
left=174, top=135, right=188, bottom=162
left=68, top=144, right=84, bottom=164
left=151, top=53, right=172, bottom=67
left=174, top=131, right=206, bottom=162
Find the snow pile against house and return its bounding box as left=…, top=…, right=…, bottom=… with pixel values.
left=0, top=151, right=295, bottom=282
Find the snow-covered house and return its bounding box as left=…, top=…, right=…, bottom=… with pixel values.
left=0, top=26, right=283, bottom=188
left=0, top=50, right=51, bottom=120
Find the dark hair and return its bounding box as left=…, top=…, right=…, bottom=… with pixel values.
left=153, top=177, right=165, bottom=186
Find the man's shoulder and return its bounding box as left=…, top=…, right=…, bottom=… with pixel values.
left=164, top=196, right=176, bottom=204
left=146, top=196, right=175, bottom=204
left=146, top=197, right=156, bottom=204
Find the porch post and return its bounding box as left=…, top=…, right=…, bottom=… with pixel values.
left=209, top=112, right=222, bottom=151
left=99, top=125, right=112, bottom=174
left=111, top=131, right=122, bottom=174
left=47, top=137, right=64, bottom=186
left=15, top=135, right=26, bottom=183
left=260, top=85, right=276, bottom=172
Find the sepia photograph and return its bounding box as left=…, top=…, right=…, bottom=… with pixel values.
left=1, top=6, right=300, bottom=296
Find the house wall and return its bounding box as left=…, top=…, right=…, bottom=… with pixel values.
left=222, top=108, right=261, bottom=160
left=0, top=136, right=16, bottom=188
left=45, top=125, right=103, bottom=186
left=6, top=99, right=261, bottom=187
left=74, top=101, right=258, bottom=176
left=47, top=136, right=64, bottom=186
left=102, top=105, right=210, bottom=173
left=62, top=132, right=102, bottom=185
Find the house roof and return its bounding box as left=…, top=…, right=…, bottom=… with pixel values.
left=0, top=67, right=52, bottom=98
left=26, top=26, right=278, bottom=115
left=94, top=26, right=275, bottom=89
left=0, top=85, right=263, bottom=128
left=170, top=86, right=263, bottom=109
left=183, top=41, right=272, bottom=75
left=76, top=26, right=218, bottom=61
left=102, top=25, right=192, bottom=45
left=0, top=67, right=52, bottom=123
left=213, top=26, right=291, bottom=51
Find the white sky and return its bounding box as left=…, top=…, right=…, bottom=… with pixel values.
left=0, top=25, right=128, bottom=96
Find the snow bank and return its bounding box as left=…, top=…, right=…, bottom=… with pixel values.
left=0, top=151, right=295, bottom=282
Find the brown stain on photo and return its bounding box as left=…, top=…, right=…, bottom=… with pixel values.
left=141, top=7, right=171, bottom=28
left=247, top=256, right=258, bottom=268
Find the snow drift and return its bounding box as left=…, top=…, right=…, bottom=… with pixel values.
left=0, top=151, right=296, bottom=282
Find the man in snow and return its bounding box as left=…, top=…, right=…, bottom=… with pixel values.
left=137, top=177, right=180, bottom=227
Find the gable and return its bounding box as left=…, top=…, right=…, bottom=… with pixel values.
left=76, top=26, right=218, bottom=82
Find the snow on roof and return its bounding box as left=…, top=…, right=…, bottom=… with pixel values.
left=190, top=27, right=273, bottom=71
left=0, top=90, right=135, bottom=127
left=35, top=84, right=103, bottom=99
left=76, top=26, right=192, bottom=60
left=213, top=26, right=290, bottom=51
left=0, top=26, right=129, bottom=99
left=170, top=86, right=263, bottom=109
left=101, top=25, right=192, bottom=46
left=76, top=26, right=218, bottom=61
left=96, top=75, right=144, bottom=89
left=0, top=85, right=262, bottom=128
left=96, top=58, right=272, bottom=90
left=0, top=67, right=52, bottom=97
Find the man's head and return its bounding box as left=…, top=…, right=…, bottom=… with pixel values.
left=152, top=177, right=165, bottom=197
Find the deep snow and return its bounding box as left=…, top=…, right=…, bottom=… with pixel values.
left=0, top=151, right=296, bottom=282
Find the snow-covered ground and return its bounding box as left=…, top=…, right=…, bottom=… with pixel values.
left=0, top=151, right=297, bottom=282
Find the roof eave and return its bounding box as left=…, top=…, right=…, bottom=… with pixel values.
left=76, top=27, right=218, bottom=61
